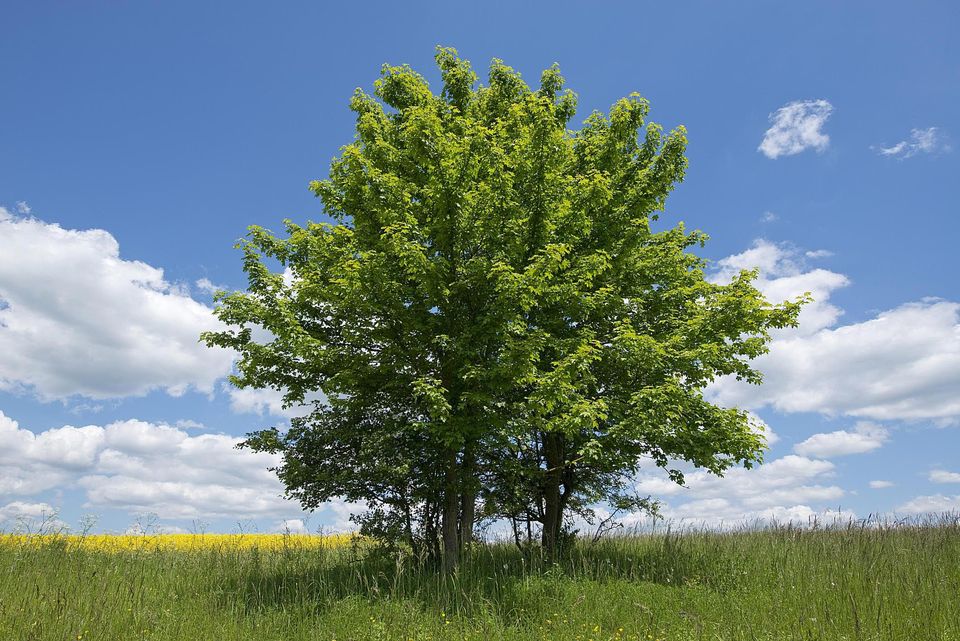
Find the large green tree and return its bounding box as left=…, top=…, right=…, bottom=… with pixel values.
left=202, top=47, right=804, bottom=571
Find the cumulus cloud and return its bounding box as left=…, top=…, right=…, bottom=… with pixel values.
left=929, top=470, right=960, bottom=484
left=226, top=385, right=325, bottom=418
left=0, top=410, right=303, bottom=520
left=793, top=422, right=889, bottom=458
left=750, top=412, right=779, bottom=446
left=873, top=127, right=950, bottom=159
left=0, top=412, right=90, bottom=495
left=710, top=239, right=850, bottom=337
left=275, top=518, right=309, bottom=534
left=655, top=503, right=855, bottom=529
left=710, top=300, right=960, bottom=420
left=758, top=99, right=833, bottom=159
left=632, top=454, right=845, bottom=526
left=898, top=494, right=960, bottom=514
left=15, top=201, right=31, bottom=215
left=0, top=501, right=58, bottom=524
left=227, top=386, right=294, bottom=417
left=869, top=480, right=894, bottom=489
left=707, top=241, right=960, bottom=422
left=0, top=212, right=234, bottom=399
left=194, top=278, right=226, bottom=296
left=78, top=476, right=291, bottom=520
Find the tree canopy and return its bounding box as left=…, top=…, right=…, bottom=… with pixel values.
left=202, top=46, right=805, bottom=572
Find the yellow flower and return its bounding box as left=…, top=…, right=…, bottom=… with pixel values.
left=0, top=532, right=355, bottom=553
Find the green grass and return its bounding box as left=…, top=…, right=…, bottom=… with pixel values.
left=2, top=518, right=959, bottom=641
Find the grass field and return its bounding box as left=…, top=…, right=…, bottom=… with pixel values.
left=1, top=518, right=958, bottom=641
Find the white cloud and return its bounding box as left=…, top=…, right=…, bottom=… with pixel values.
left=804, top=249, right=833, bottom=259
left=68, top=403, right=105, bottom=416
left=761, top=211, right=778, bottom=223
left=707, top=241, right=960, bottom=422
left=709, top=299, right=960, bottom=421
left=0, top=500, right=69, bottom=533
left=749, top=412, right=779, bottom=446
left=227, top=385, right=325, bottom=418
left=631, top=474, right=685, bottom=497
left=124, top=521, right=190, bottom=535
left=874, top=127, right=950, bottom=159
left=194, top=278, right=226, bottom=296
left=636, top=455, right=839, bottom=503
left=653, top=502, right=855, bottom=529
left=227, top=386, right=292, bottom=417
left=929, top=470, right=960, bottom=484
left=794, top=422, right=889, bottom=458
left=898, top=494, right=960, bottom=514
left=318, top=499, right=363, bottom=532
left=869, top=480, right=894, bottom=489
left=275, top=518, right=309, bottom=534
left=633, top=454, right=844, bottom=527
left=758, top=99, right=833, bottom=159
left=0, top=501, right=58, bottom=524
left=15, top=201, right=31, bottom=215
left=174, top=419, right=206, bottom=431
left=0, top=412, right=92, bottom=495
left=710, top=239, right=849, bottom=337
left=78, top=476, right=291, bottom=520
left=0, top=410, right=306, bottom=520
left=0, top=213, right=235, bottom=400
left=268, top=502, right=360, bottom=534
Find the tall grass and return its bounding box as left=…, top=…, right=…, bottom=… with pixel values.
left=2, top=515, right=958, bottom=640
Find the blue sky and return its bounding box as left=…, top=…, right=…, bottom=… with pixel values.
left=1, top=1, right=958, bottom=534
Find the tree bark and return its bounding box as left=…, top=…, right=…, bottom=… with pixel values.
left=459, top=489, right=476, bottom=548
left=401, top=495, right=415, bottom=554
left=511, top=516, right=523, bottom=552
left=422, top=497, right=439, bottom=563
left=459, top=443, right=476, bottom=550
left=541, top=431, right=563, bottom=558
left=441, top=449, right=460, bottom=574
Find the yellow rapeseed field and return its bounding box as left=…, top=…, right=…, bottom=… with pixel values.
left=0, top=532, right=355, bottom=553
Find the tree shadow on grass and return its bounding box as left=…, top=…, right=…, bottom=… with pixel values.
left=213, top=536, right=746, bottom=621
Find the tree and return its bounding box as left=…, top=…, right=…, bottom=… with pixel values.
left=202, top=47, right=804, bottom=571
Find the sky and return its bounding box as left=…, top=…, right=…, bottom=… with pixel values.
left=1, top=1, right=958, bottom=535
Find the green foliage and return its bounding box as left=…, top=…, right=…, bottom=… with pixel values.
left=202, top=46, right=805, bottom=561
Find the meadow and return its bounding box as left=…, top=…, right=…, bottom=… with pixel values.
left=1, top=518, right=958, bottom=641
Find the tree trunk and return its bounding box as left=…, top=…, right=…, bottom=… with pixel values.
left=541, top=431, right=563, bottom=558
left=401, top=496, right=415, bottom=555
left=511, top=516, right=523, bottom=552
left=459, top=489, right=475, bottom=549
left=441, top=449, right=460, bottom=574
left=422, top=497, right=439, bottom=563
left=459, top=444, right=476, bottom=550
